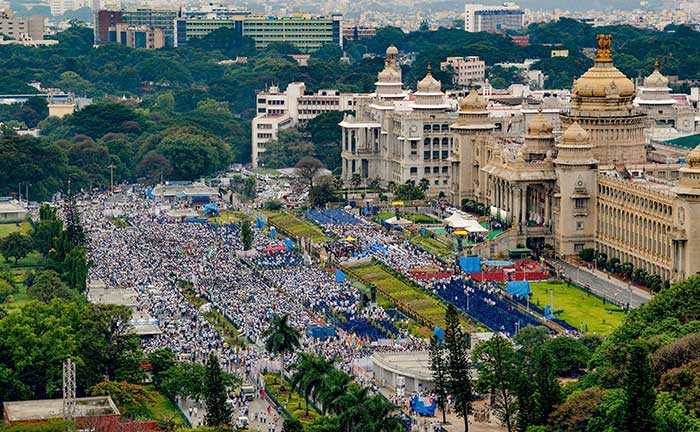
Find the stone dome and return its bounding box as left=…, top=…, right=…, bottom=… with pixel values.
left=527, top=111, right=553, bottom=135
left=459, top=86, right=486, bottom=111
left=416, top=66, right=441, bottom=93
left=572, top=34, right=635, bottom=98
left=562, top=121, right=590, bottom=144
left=688, top=144, right=700, bottom=167
left=386, top=45, right=398, bottom=56
left=644, top=67, right=669, bottom=88
left=378, top=66, right=401, bottom=83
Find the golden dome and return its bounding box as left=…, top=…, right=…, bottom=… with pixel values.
left=416, top=65, right=441, bottom=93
left=527, top=111, right=553, bottom=135
left=571, top=34, right=635, bottom=98
left=459, top=86, right=486, bottom=111
left=562, top=121, right=590, bottom=144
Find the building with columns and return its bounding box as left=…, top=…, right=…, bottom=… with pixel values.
left=340, top=47, right=456, bottom=195
left=446, top=34, right=700, bottom=282
left=338, top=37, right=700, bottom=282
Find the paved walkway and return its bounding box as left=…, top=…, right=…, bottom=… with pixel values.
left=552, top=259, right=652, bottom=309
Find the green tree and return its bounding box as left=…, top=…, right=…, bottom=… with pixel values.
left=27, top=270, right=74, bottom=303
left=429, top=334, right=449, bottom=424
left=147, top=348, right=176, bottom=388
left=533, top=348, right=561, bottom=425
left=263, top=314, right=301, bottom=357
left=62, top=246, right=89, bottom=293
left=241, top=176, right=256, bottom=199
left=204, top=352, right=232, bottom=427
left=444, top=304, right=473, bottom=432
left=472, top=335, right=518, bottom=432
left=0, top=231, right=33, bottom=264
left=623, top=341, right=656, bottom=432
left=63, top=195, right=86, bottom=247
left=240, top=220, right=252, bottom=251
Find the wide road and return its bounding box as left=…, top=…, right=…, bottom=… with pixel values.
left=551, top=259, right=652, bottom=309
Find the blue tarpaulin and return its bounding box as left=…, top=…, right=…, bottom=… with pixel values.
left=433, top=326, right=445, bottom=343
left=145, top=187, right=155, bottom=199
left=306, top=326, right=337, bottom=340
left=410, top=395, right=436, bottom=416
left=459, top=256, right=481, bottom=273
left=369, top=243, right=388, bottom=254
left=335, top=269, right=346, bottom=283
left=256, top=217, right=266, bottom=229
left=202, top=203, right=220, bottom=216
left=283, top=238, right=294, bottom=250
left=269, top=227, right=277, bottom=239
left=506, top=281, right=530, bottom=298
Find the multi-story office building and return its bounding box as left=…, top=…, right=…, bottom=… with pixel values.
left=241, top=13, right=343, bottom=52
left=251, top=82, right=357, bottom=167
left=173, top=12, right=342, bottom=51
left=342, top=24, right=375, bottom=40
left=49, top=0, right=75, bottom=16
left=0, top=9, right=45, bottom=40
left=94, top=7, right=176, bottom=46
left=111, top=22, right=164, bottom=48
left=464, top=2, right=524, bottom=33
left=121, top=8, right=177, bottom=46
left=440, top=56, right=486, bottom=87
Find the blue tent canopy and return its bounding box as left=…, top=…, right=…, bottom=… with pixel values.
left=283, top=238, right=294, bottom=251
left=410, top=395, right=436, bottom=416
left=335, top=269, right=346, bottom=283
left=459, top=256, right=481, bottom=273
left=269, top=227, right=277, bottom=239
left=507, top=280, right=531, bottom=298
left=543, top=304, right=554, bottom=319
left=482, top=259, right=514, bottom=267
left=256, top=217, right=266, bottom=229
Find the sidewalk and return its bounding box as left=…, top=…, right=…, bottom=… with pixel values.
left=553, top=258, right=652, bottom=308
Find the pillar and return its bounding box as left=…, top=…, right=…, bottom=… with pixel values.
left=520, top=186, right=527, bottom=227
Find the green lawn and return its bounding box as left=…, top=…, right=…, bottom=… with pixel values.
left=144, top=385, right=189, bottom=426
left=0, top=221, right=30, bottom=238
left=530, top=282, right=626, bottom=336
left=409, top=234, right=454, bottom=260
left=264, top=373, right=321, bottom=426
left=209, top=210, right=249, bottom=225
left=0, top=251, right=45, bottom=268
left=344, top=261, right=474, bottom=331
left=265, top=211, right=328, bottom=243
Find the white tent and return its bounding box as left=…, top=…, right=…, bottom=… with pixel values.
left=385, top=216, right=412, bottom=226
left=444, top=213, right=472, bottom=229
left=464, top=219, right=488, bottom=233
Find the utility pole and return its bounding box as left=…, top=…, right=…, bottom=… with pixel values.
left=108, top=164, right=115, bottom=193
left=62, top=357, right=76, bottom=420
left=25, top=183, right=29, bottom=205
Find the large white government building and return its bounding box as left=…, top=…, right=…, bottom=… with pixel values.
left=339, top=37, right=700, bottom=282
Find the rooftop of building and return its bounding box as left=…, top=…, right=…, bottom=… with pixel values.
left=371, top=351, right=432, bottom=381
left=0, top=199, right=27, bottom=214
left=3, top=397, right=120, bottom=422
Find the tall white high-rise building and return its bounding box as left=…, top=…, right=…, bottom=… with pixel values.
left=464, top=2, right=524, bottom=33
left=50, top=0, right=76, bottom=16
